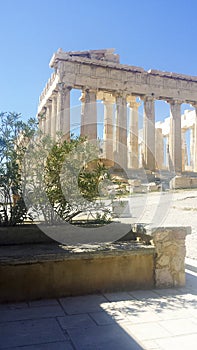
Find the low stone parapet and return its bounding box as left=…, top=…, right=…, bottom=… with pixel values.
left=0, top=242, right=154, bottom=302
left=0, top=225, right=191, bottom=302
left=152, top=227, right=191, bottom=288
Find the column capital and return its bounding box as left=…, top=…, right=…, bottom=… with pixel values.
left=102, top=92, right=115, bottom=104
left=114, top=91, right=128, bottom=100
left=51, top=90, right=58, bottom=99
left=46, top=99, right=52, bottom=108
left=83, top=87, right=97, bottom=94
left=142, top=95, right=155, bottom=102
left=167, top=99, right=182, bottom=106
left=57, top=82, right=72, bottom=93
left=190, top=101, right=197, bottom=109
left=127, top=96, right=140, bottom=110
left=81, top=89, right=97, bottom=104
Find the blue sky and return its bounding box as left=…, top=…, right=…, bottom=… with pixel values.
left=1, top=0, right=197, bottom=124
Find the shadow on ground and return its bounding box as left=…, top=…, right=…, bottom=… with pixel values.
left=0, top=269, right=197, bottom=349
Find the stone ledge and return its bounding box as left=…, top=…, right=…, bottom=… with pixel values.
left=0, top=226, right=190, bottom=301
left=0, top=242, right=155, bottom=265
left=0, top=242, right=154, bottom=302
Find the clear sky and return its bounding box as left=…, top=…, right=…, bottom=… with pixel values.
left=1, top=0, right=197, bottom=123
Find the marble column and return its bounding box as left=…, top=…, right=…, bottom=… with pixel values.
left=103, top=93, right=115, bottom=165
left=169, top=100, right=182, bottom=173
left=41, top=115, right=46, bottom=134
left=190, top=127, right=194, bottom=169
left=143, top=96, right=155, bottom=171
left=192, top=104, right=197, bottom=172
left=114, top=94, right=127, bottom=169
left=57, top=83, right=71, bottom=140
left=80, top=92, right=85, bottom=136
left=165, top=136, right=169, bottom=169
left=80, top=89, right=97, bottom=140
left=37, top=115, right=42, bottom=132
left=127, top=96, right=139, bottom=169
left=45, top=101, right=52, bottom=135
left=51, top=93, right=57, bottom=139
left=155, top=128, right=164, bottom=169
left=181, top=129, right=187, bottom=171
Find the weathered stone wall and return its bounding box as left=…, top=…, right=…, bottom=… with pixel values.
left=0, top=244, right=154, bottom=302
left=0, top=225, right=190, bottom=302
left=152, top=227, right=190, bottom=288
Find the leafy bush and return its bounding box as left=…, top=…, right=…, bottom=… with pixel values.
left=24, top=134, right=113, bottom=225
left=0, top=112, right=37, bottom=226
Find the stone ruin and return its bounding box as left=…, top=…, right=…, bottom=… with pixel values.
left=37, top=48, right=197, bottom=188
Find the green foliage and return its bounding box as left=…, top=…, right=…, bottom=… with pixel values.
left=24, top=135, right=112, bottom=224
left=0, top=112, right=37, bottom=226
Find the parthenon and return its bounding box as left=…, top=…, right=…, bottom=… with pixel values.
left=37, top=48, right=197, bottom=175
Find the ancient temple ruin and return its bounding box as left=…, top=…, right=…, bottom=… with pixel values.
left=37, top=48, right=197, bottom=175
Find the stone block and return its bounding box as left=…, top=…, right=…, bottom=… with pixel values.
left=156, top=255, right=170, bottom=268
left=191, top=178, right=197, bottom=188
left=96, top=67, right=109, bottom=77
left=148, top=183, right=159, bottom=192
left=128, top=179, right=141, bottom=187
left=155, top=268, right=173, bottom=288
left=132, top=185, right=147, bottom=193
left=174, top=271, right=185, bottom=287
left=170, top=176, right=197, bottom=189
left=152, top=226, right=190, bottom=288
left=110, top=70, right=123, bottom=80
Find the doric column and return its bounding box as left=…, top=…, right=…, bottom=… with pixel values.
left=169, top=100, right=182, bottom=173
left=80, top=89, right=97, bottom=140
left=155, top=128, right=163, bottom=169
left=51, top=93, right=57, bottom=139
left=127, top=96, right=139, bottom=169
left=80, top=91, right=85, bottom=136
left=37, top=115, right=42, bottom=131
left=45, top=101, right=52, bottom=135
left=143, top=96, right=155, bottom=171
left=114, top=93, right=127, bottom=169
left=103, top=93, right=115, bottom=165
left=57, top=83, right=71, bottom=140
left=165, top=136, right=169, bottom=169
left=192, top=104, right=197, bottom=172
left=41, top=115, right=46, bottom=134
left=181, top=129, right=187, bottom=172
left=190, top=126, right=194, bottom=169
